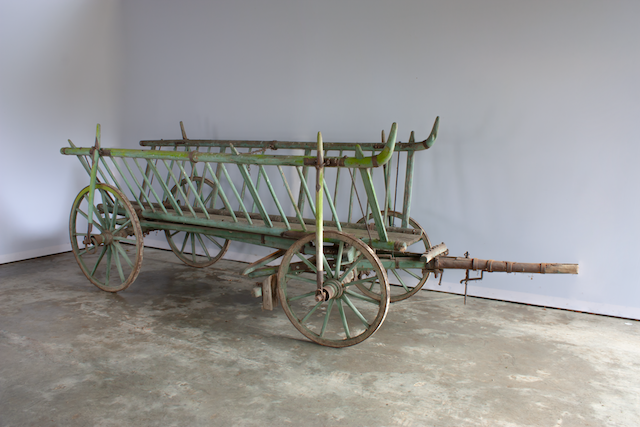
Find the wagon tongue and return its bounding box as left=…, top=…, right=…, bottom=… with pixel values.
left=424, top=249, right=579, bottom=305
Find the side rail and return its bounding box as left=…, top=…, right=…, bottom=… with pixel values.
left=62, top=122, right=441, bottom=253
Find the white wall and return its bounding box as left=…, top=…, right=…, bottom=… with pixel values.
left=3, top=0, right=639, bottom=319
left=0, top=0, right=123, bottom=263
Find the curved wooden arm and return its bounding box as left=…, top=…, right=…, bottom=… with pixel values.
left=343, top=122, right=397, bottom=168
left=403, top=116, right=439, bottom=151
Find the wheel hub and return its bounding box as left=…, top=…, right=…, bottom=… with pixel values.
left=315, top=278, right=344, bottom=302
left=90, top=232, right=113, bottom=246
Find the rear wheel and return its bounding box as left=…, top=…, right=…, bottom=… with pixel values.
left=165, top=177, right=229, bottom=267
left=69, top=184, right=143, bottom=292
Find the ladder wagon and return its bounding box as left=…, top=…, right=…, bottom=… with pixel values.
left=60, top=118, right=577, bottom=347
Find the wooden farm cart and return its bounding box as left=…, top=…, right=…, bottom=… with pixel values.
left=60, top=118, right=578, bottom=347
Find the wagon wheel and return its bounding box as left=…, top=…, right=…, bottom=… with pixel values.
left=277, top=231, right=390, bottom=347
left=357, top=211, right=431, bottom=302
left=164, top=177, right=230, bottom=267
left=69, top=184, right=143, bottom=292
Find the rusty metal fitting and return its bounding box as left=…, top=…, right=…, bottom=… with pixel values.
left=314, top=280, right=343, bottom=302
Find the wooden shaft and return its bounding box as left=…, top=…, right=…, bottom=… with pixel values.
left=428, top=257, right=578, bottom=274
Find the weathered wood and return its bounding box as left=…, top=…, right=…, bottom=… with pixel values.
left=61, top=122, right=399, bottom=170
left=139, top=118, right=439, bottom=153
left=427, top=256, right=579, bottom=274
left=261, top=275, right=278, bottom=310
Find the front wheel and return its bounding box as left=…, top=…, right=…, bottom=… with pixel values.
left=69, top=184, right=143, bottom=292
left=277, top=231, right=390, bottom=347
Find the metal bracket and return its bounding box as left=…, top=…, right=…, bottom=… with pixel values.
left=460, top=251, right=484, bottom=305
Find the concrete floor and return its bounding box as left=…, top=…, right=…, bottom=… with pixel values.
left=1, top=248, right=639, bottom=427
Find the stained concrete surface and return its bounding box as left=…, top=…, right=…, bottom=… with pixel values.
left=1, top=248, right=639, bottom=427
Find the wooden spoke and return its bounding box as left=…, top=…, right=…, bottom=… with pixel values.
left=321, top=252, right=333, bottom=279
left=204, top=234, right=223, bottom=249
left=113, top=242, right=134, bottom=268
left=344, top=289, right=379, bottom=304
left=343, top=277, right=378, bottom=288
left=180, top=232, right=190, bottom=254
left=342, top=294, right=370, bottom=328
left=320, top=300, right=335, bottom=338
left=112, top=236, right=138, bottom=245
left=113, top=218, right=132, bottom=235
left=285, top=273, right=317, bottom=286
left=90, top=246, right=108, bottom=276
left=113, top=246, right=126, bottom=282
left=196, top=234, right=213, bottom=261
left=336, top=299, right=350, bottom=339
left=334, top=241, right=344, bottom=278
left=288, top=290, right=316, bottom=302
left=294, top=251, right=317, bottom=273
left=104, top=247, right=113, bottom=286
left=391, top=268, right=411, bottom=292
left=339, top=253, right=362, bottom=283
left=301, top=301, right=323, bottom=324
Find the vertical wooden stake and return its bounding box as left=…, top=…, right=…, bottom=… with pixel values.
left=316, top=132, right=324, bottom=298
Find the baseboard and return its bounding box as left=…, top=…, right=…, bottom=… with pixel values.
left=0, top=243, right=72, bottom=264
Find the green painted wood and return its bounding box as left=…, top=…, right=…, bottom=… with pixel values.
left=333, top=150, right=343, bottom=206
left=402, top=136, right=416, bottom=228
left=145, top=158, right=184, bottom=215
left=140, top=219, right=297, bottom=250
left=296, top=166, right=316, bottom=217
left=218, top=162, right=253, bottom=224
left=297, top=149, right=312, bottom=215
left=140, top=211, right=283, bottom=237
left=139, top=117, right=439, bottom=153
left=322, top=179, right=342, bottom=232
left=229, top=144, right=273, bottom=228
left=107, top=158, right=145, bottom=209
left=259, top=165, right=290, bottom=230
left=211, top=146, right=225, bottom=211
left=68, top=140, right=92, bottom=176
left=61, top=122, right=398, bottom=169
left=316, top=132, right=324, bottom=291
left=277, top=165, right=307, bottom=232
left=133, top=158, right=168, bottom=214
left=203, top=162, right=238, bottom=222
left=86, top=125, right=101, bottom=228
left=347, top=166, right=356, bottom=223
left=176, top=161, right=211, bottom=220
left=161, top=159, right=198, bottom=218
left=99, top=157, right=124, bottom=194
left=122, top=157, right=156, bottom=212
left=355, top=145, right=388, bottom=242
left=242, top=249, right=285, bottom=277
